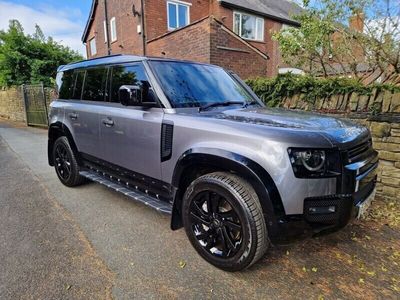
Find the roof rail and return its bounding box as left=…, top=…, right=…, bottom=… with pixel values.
left=66, top=54, right=124, bottom=66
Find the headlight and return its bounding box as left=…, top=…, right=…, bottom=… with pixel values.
left=288, top=148, right=341, bottom=178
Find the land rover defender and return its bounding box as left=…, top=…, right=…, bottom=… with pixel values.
left=48, top=55, right=378, bottom=271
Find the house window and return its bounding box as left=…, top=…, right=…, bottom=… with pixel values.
left=89, top=38, right=97, bottom=56
left=110, top=17, right=117, bottom=42
left=167, top=1, right=190, bottom=30
left=233, top=12, right=264, bottom=41
left=103, top=20, right=108, bottom=43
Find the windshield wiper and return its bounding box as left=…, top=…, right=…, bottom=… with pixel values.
left=199, top=101, right=245, bottom=112
left=242, top=100, right=261, bottom=108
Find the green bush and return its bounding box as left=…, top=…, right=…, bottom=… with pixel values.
left=245, top=74, right=400, bottom=107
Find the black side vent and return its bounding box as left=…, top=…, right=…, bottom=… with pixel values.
left=161, top=123, right=174, bottom=162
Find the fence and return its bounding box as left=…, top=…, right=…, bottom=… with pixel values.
left=0, top=84, right=53, bottom=127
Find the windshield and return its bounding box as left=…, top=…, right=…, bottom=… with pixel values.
left=149, top=61, right=255, bottom=108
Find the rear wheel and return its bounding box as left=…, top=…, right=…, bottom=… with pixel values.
left=182, top=172, right=269, bottom=271
left=53, top=136, right=85, bottom=187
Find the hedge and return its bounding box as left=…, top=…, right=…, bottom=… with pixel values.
left=245, top=74, right=400, bottom=107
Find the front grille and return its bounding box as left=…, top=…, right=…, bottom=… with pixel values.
left=347, top=139, right=373, bottom=163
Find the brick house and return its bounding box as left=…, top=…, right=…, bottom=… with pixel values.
left=82, top=0, right=302, bottom=79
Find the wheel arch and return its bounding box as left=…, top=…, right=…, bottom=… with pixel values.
left=48, top=122, right=79, bottom=166
left=170, top=148, right=285, bottom=236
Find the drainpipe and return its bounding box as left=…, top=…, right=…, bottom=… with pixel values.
left=104, top=0, right=111, bottom=55
left=140, top=0, right=146, bottom=56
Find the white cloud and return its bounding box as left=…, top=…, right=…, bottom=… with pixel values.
left=0, top=1, right=86, bottom=56
left=365, top=16, right=400, bottom=42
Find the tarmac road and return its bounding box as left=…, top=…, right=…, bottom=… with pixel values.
left=0, top=120, right=399, bottom=299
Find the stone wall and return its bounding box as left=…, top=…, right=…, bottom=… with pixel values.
left=0, top=87, right=26, bottom=123
left=279, top=91, right=400, bottom=202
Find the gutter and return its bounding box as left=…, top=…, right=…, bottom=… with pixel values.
left=140, top=0, right=146, bottom=55
left=104, top=0, right=111, bottom=55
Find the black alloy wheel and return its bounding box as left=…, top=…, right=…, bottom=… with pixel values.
left=183, top=172, right=269, bottom=271
left=55, top=143, right=72, bottom=182
left=53, top=136, right=85, bottom=187
left=189, top=190, right=243, bottom=258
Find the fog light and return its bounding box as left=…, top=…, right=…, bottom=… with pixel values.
left=308, top=206, right=336, bottom=214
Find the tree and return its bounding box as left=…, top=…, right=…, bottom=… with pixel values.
left=0, top=20, right=83, bottom=87
left=273, top=0, right=400, bottom=83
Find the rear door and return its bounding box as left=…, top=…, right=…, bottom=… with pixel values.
left=64, top=67, right=108, bottom=157
left=99, top=63, right=164, bottom=180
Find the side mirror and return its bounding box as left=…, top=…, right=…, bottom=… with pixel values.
left=119, top=85, right=142, bottom=106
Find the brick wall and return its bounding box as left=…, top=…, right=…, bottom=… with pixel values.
left=209, top=20, right=268, bottom=78
left=210, top=1, right=283, bottom=76
left=279, top=91, right=400, bottom=202
left=86, top=0, right=143, bottom=58
left=147, top=17, right=269, bottom=79
left=147, top=17, right=211, bottom=62
left=145, top=0, right=209, bottom=41
left=84, top=0, right=285, bottom=77
left=0, top=88, right=26, bottom=123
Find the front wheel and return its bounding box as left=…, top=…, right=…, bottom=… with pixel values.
left=182, top=172, right=269, bottom=271
left=53, top=136, right=85, bottom=187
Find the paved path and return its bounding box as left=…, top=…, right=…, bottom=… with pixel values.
left=0, top=120, right=399, bottom=299
left=0, top=125, right=113, bottom=299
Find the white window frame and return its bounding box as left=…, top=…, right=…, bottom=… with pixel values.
left=103, top=20, right=108, bottom=43
left=233, top=11, right=264, bottom=42
left=89, top=38, right=97, bottom=56
left=110, top=17, right=117, bottom=42
left=167, top=0, right=191, bottom=31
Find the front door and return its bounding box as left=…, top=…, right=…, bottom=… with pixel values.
left=99, top=63, right=163, bottom=181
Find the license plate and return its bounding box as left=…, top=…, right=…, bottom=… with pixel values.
left=357, top=189, right=376, bottom=219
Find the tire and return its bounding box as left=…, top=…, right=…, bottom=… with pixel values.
left=52, top=136, right=85, bottom=187
left=182, top=172, right=269, bottom=271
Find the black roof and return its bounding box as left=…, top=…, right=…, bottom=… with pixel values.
left=220, top=0, right=302, bottom=26
left=58, top=55, right=216, bottom=72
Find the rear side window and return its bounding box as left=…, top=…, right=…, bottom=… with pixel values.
left=71, top=70, right=85, bottom=100
left=57, top=70, right=74, bottom=99
left=82, top=68, right=108, bottom=101
left=109, top=64, right=151, bottom=103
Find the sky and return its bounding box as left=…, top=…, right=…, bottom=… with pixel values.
left=0, top=0, right=92, bottom=56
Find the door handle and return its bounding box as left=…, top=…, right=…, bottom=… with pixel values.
left=102, top=118, right=114, bottom=127
left=68, top=112, right=78, bottom=120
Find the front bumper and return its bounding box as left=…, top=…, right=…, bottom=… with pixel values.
left=303, top=138, right=378, bottom=231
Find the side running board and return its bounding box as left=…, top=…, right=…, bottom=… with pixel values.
left=79, top=170, right=173, bottom=214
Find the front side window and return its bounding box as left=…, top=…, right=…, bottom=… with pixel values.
left=89, top=38, right=97, bottom=56
left=233, top=12, right=264, bottom=41
left=109, top=64, right=151, bottom=103
left=82, top=68, right=108, bottom=101
left=149, top=61, right=254, bottom=108
left=167, top=1, right=190, bottom=30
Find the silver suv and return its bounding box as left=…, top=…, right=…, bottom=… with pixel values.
left=48, top=55, right=378, bottom=271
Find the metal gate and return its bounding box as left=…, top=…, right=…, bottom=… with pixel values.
left=22, top=83, right=49, bottom=127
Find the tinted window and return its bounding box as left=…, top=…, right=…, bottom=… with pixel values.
left=110, top=64, right=151, bottom=103
left=57, top=70, right=74, bottom=99
left=71, top=70, right=85, bottom=100
left=149, top=61, right=253, bottom=108
left=82, top=68, right=108, bottom=101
